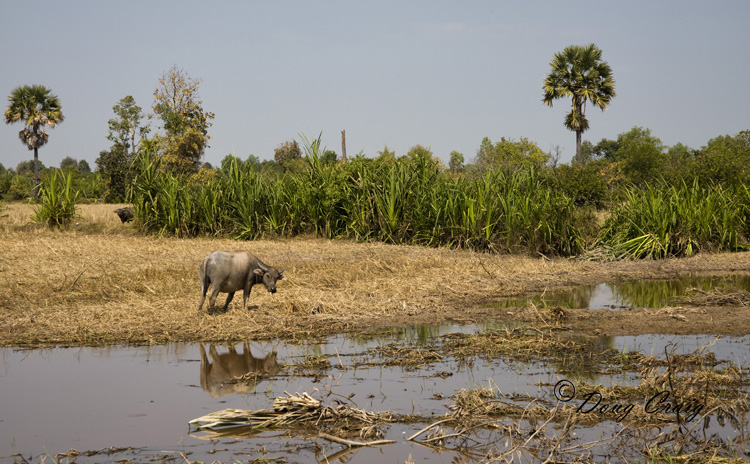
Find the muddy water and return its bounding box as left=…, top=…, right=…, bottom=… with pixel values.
left=501, top=272, right=750, bottom=310
left=2, top=326, right=748, bottom=463
left=0, top=334, right=552, bottom=463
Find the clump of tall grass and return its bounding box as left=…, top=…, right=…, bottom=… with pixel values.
left=33, top=169, right=80, bottom=227
left=598, top=180, right=749, bottom=259
left=128, top=138, right=587, bottom=255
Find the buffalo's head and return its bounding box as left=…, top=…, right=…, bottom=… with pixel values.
left=254, top=267, right=285, bottom=293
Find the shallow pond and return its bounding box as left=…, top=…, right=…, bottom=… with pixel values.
left=2, top=322, right=749, bottom=463
left=500, top=272, right=750, bottom=310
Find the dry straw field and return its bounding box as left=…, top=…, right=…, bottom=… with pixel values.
left=2, top=202, right=750, bottom=347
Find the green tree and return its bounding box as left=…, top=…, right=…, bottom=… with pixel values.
left=592, top=138, right=620, bottom=161
left=60, top=156, right=79, bottom=171
left=548, top=145, right=564, bottom=168
left=246, top=154, right=260, bottom=169
left=377, top=145, right=396, bottom=160
left=96, top=145, right=132, bottom=203
left=4, top=84, right=64, bottom=197
left=406, top=145, right=435, bottom=163
left=555, top=160, right=608, bottom=208
left=694, top=131, right=750, bottom=185
left=667, top=142, right=693, bottom=160
left=322, top=150, right=338, bottom=165
left=616, top=127, right=666, bottom=186
left=274, top=140, right=302, bottom=162
left=152, top=65, right=214, bottom=175
left=108, top=96, right=149, bottom=154
left=543, top=44, right=616, bottom=163
left=8, top=174, right=33, bottom=199
left=448, top=150, right=464, bottom=173
left=98, top=96, right=150, bottom=202
left=577, top=141, right=595, bottom=165
left=77, top=159, right=91, bottom=173
left=16, top=159, right=46, bottom=176
left=220, top=154, right=244, bottom=173
left=475, top=137, right=549, bottom=173
left=0, top=164, right=9, bottom=196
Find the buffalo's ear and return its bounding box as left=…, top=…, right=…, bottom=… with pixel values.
left=278, top=268, right=285, bottom=279
left=253, top=269, right=264, bottom=275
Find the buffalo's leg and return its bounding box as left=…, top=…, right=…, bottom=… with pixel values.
left=208, top=287, right=221, bottom=309
left=198, top=285, right=209, bottom=313
left=222, top=292, right=235, bottom=313
left=242, top=287, right=253, bottom=309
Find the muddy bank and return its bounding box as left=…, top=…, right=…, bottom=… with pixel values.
left=495, top=304, right=750, bottom=336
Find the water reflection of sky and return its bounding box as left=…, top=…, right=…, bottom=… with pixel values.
left=1, top=324, right=748, bottom=463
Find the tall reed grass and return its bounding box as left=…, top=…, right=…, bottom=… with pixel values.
left=598, top=180, right=750, bottom=258
left=33, top=169, right=80, bottom=227
left=128, top=137, right=586, bottom=256
left=128, top=142, right=750, bottom=259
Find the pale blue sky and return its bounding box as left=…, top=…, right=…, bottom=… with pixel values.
left=2, top=1, right=749, bottom=170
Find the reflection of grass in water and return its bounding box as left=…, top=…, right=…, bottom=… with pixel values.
left=616, top=274, right=750, bottom=308
left=497, top=285, right=601, bottom=309
left=498, top=274, right=750, bottom=310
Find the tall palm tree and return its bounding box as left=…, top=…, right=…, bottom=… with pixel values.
left=543, top=44, right=615, bottom=163
left=4, top=84, right=64, bottom=197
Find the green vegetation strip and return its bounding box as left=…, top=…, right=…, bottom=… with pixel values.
left=130, top=142, right=586, bottom=256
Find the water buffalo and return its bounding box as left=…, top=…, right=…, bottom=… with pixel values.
left=199, top=342, right=279, bottom=397
left=198, top=251, right=285, bottom=313
left=114, top=207, right=134, bottom=223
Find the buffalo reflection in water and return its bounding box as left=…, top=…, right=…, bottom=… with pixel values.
left=199, top=342, right=280, bottom=398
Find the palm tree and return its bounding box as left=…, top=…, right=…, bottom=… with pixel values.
left=543, top=44, right=615, bottom=163
left=4, top=85, right=64, bottom=197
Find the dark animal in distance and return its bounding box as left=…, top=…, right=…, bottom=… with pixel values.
left=199, top=342, right=279, bottom=397
left=114, top=207, right=134, bottom=223
left=198, top=251, right=285, bottom=313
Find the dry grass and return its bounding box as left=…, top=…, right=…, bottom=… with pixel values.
left=0, top=201, right=130, bottom=231
left=3, top=202, right=750, bottom=347
left=190, top=391, right=393, bottom=444
left=683, top=287, right=750, bottom=307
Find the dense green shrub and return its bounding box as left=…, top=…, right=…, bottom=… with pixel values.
left=0, top=171, right=13, bottom=196
left=8, top=175, right=32, bottom=200
left=555, top=161, right=609, bottom=208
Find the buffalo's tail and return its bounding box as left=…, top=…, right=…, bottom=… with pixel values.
left=198, top=257, right=210, bottom=312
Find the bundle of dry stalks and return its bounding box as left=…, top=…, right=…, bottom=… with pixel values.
left=189, top=391, right=394, bottom=446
